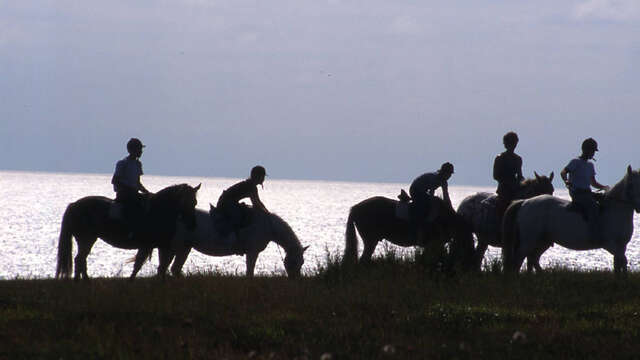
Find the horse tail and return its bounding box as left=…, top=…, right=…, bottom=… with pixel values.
left=56, top=203, right=75, bottom=279
left=343, top=207, right=359, bottom=264
left=501, top=200, right=523, bottom=273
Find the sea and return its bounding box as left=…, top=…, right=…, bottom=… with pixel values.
left=1, top=171, right=639, bottom=279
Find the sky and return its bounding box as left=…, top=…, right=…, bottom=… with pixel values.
left=1, top=0, right=639, bottom=186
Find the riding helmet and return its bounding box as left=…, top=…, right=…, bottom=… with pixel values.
left=503, top=131, right=519, bottom=147
left=440, top=162, right=454, bottom=174
left=581, top=138, right=598, bottom=153
left=251, top=165, right=267, bottom=179
left=126, top=138, right=145, bottom=153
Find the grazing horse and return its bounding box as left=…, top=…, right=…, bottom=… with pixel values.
left=502, top=166, right=640, bottom=274
left=457, top=172, right=554, bottom=270
left=343, top=195, right=474, bottom=268
left=169, top=207, right=308, bottom=278
left=55, top=183, right=201, bottom=280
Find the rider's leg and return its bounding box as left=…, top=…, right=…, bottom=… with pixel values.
left=573, top=190, right=600, bottom=243
left=409, top=196, right=427, bottom=244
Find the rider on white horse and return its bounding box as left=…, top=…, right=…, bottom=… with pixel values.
left=408, top=162, right=454, bottom=244
left=560, top=138, right=609, bottom=242
left=111, top=138, right=150, bottom=239
left=216, top=165, right=269, bottom=238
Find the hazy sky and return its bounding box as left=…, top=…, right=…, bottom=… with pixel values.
left=1, top=0, right=639, bottom=185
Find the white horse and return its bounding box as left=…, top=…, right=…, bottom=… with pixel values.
left=457, top=172, right=554, bottom=270
left=168, top=207, right=308, bottom=278
left=502, top=166, right=640, bottom=274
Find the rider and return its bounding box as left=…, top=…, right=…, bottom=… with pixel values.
left=493, top=131, right=524, bottom=228
left=560, top=138, right=609, bottom=242
left=111, top=138, right=150, bottom=237
left=408, top=162, right=454, bottom=243
left=216, top=165, right=269, bottom=237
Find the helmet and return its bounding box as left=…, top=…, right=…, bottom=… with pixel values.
left=126, top=138, right=144, bottom=153
left=440, top=162, right=454, bottom=174
left=581, top=138, right=598, bottom=153
left=503, top=132, right=519, bottom=147
left=250, top=165, right=266, bottom=179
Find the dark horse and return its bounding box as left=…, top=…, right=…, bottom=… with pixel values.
left=457, top=172, right=554, bottom=271
left=56, top=183, right=200, bottom=280
left=343, top=195, right=474, bottom=269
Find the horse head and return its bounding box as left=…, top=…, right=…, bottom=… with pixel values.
left=179, top=183, right=201, bottom=229
left=154, top=183, right=200, bottom=230
left=284, top=245, right=308, bottom=278
left=265, top=212, right=307, bottom=278
left=529, top=171, right=555, bottom=196
left=625, top=166, right=640, bottom=213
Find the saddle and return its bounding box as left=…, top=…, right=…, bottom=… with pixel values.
left=395, top=189, right=439, bottom=223
left=108, top=196, right=150, bottom=223
left=478, top=195, right=499, bottom=233
left=209, top=203, right=253, bottom=237
left=566, top=192, right=604, bottom=222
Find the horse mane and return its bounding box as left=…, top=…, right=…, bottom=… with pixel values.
left=518, top=173, right=554, bottom=198
left=265, top=212, right=303, bottom=254
left=521, top=173, right=551, bottom=187
left=520, top=177, right=538, bottom=187
left=152, top=184, right=190, bottom=201
left=606, top=169, right=637, bottom=201
left=147, top=184, right=195, bottom=213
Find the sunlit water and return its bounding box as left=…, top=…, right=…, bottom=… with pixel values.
left=1, top=171, right=639, bottom=279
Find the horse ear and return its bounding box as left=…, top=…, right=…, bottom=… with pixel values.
left=534, top=171, right=540, bottom=179
left=549, top=172, right=554, bottom=181
left=303, top=245, right=310, bottom=253
left=194, top=183, right=201, bottom=191
left=628, top=165, right=633, bottom=177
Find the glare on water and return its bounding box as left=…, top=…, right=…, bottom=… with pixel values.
left=1, top=171, right=639, bottom=279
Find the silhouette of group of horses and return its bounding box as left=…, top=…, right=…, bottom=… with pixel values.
left=55, top=166, right=640, bottom=280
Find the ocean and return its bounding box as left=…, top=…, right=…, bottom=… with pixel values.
left=1, top=171, right=638, bottom=279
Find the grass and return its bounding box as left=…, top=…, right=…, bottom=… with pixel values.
left=2, top=250, right=640, bottom=359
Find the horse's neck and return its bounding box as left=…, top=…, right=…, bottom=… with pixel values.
left=266, top=214, right=302, bottom=254
left=514, top=187, right=527, bottom=199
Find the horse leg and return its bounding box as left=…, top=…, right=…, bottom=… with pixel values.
left=130, top=247, right=152, bottom=280
left=614, top=253, right=628, bottom=275
left=74, top=236, right=97, bottom=281
left=171, top=247, right=192, bottom=277
left=527, top=251, right=544, bottom=273
left=360, top=238, right=379, bottom=264
left=246, top=251, right=258, bottom=277
left=473, top=237, right=488, bottom=271
left=156, top=247, right=173, bottom=279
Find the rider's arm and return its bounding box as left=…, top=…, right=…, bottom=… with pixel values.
left=441, top=181, right=452, bottom=209
left=492, top=156, right=502, bottom=182
left=516, top=157, right=524, bottom=182
left=250, top=191, right=269, bottom=213
left=591, top=176, right=609, bottom=191
left=560, top=168, right=570, bottom=187
left=138, top=181, right=150, bottom=194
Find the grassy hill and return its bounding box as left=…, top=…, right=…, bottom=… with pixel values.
left=2, top=252, right=639, bottom=359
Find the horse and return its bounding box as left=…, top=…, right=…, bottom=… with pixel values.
left=457, top=172, right=554, bottom=270
left=55, top=183, right=201, bottom=280
left=502, top=166, right=640, bottom=274
left=168, top=206, right=308, bottom=278
left=343, top=194, right=474, bottom=269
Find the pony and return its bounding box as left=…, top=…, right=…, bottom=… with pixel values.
left=343, top=195, right=474, bottom=269
left=502, top=166, right=640, bottom=274
left=457, top=172, right=554, bottom=270
left=55, top=183, right=201, bottom=280
left=168, top=207, right=308, bottom=278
